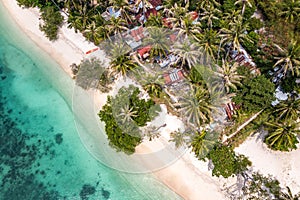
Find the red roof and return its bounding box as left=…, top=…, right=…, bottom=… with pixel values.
left=189, top=11, right=198, bottom=21
left=149, top=0, right=162, bottom=7
left=130, top=26, right=145, bottom=41
left=137, top=45, right=152, bottom=58
left=163, top=18, right=173, bottom=28
left=169, top=34, right=177, bottom=42
left=164, top=70, right=184, bottom=85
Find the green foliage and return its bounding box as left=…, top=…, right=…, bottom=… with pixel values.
left=208, top=144, right=251, bottom=178
left=76, top=58, right=111, bottom=90
left=264, top=121, right=299, bottom=152
left=191, top=130, right=218, bottom=161
left=39, top=6, right=64, bottom=41
left=98, top=85, right=160, bottom=154
left=243, top=172, right=282, bottom=199
left=241, top=31, right=260, bottom=56
left=247, top=17, right=263, bottom=32
left=98, top=97, right=141, bottom=154
left=281, top=76, right=300, bottom=93
left=233, top=75, right=275, bottom=113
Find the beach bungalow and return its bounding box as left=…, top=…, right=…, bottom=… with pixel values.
left=101, top=6, right=121, bottom=21
left=124, top=26, right=148, bottom=49
left=137, top=45, right=152, bottom=59
left=164, top=69, right=185, bottom=85
left=223, top=102, right=240, bottom=120
left=231, top=46, right=261, bottom=75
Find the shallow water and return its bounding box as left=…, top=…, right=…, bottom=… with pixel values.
left=0, top=2, right=181, bottom=200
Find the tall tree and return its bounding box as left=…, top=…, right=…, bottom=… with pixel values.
left=271, top=97, right=300, bottom=122
left=143, top=27, right=170, bottom=58
left=234, top=0, right=252, bottom=16
left=172, top=39, right=201, bottom=69
left=220, top=15, right=252, bottom=51
left=264, top=121, right=300, bottom=151
left=274, top=39, right=300, bottom=77
left=214, top=60, right=244, bottom=93
left=279, top=0, right=300, bottom=23
left=175, top=85, right=215, bottom=127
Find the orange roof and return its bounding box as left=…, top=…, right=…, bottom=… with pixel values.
left=137, top=45, right=152, bottom=57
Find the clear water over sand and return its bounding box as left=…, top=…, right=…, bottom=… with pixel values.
left=0, top=3, right=181, bottom=199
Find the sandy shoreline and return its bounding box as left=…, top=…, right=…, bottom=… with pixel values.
left=1, top=1, right=227, bottom=199
left=4, top=0, right=300, bottom=199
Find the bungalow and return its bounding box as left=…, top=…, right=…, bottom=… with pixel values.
left=164, top=69, right=185, bottom=85
left=223, top=102, right=240, bottom=120
left=124, top=26, right=148, bottom=49
left=101, top=6, right=121, bottom=21
left=135, top=8, right=158, bottom=23
left=137, top=45, right=152, bottom=59
left=231, top=46, right=260, bottom=75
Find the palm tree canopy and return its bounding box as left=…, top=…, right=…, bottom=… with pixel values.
left=274, top=39, right=300, bottom=77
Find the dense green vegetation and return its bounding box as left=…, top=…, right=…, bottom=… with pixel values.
left=98, top=85, right=160, bottom=154
left=207, top=144, right=251, bottom=178
left=17, top=0, right=300, bottom=188
left=75, top=58, right=112, bottom=91
left=39, top=6, right=64, bottom=41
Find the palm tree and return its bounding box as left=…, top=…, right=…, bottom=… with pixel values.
left=279, top=0, right=300, bottom=23
left=220, top=15, right=252, bottom=51
left=67, top=2, right=98, bottom=32
left=234, top=0, right=252, bottom=16
left=143, top=27, right=170, bottom=58
left=145, top=12, right=163, bottom=27
left=106, top=17, right=128, bottom=36
left=271, top=97, right=300, bottom=122
left=274, top=39, right=300, bottom=77
left=135, top=69, right=164, bottom=97
left=197, top=0, right=221, bottom=9
left=214, top=60, right=244, bottom=93
left=264, top=121, right=300, bottom=151
left=172, top=39, right=201, bottom=69
left=200, top=5, right=221, bottom=28
left=169, top=130, right=187, bottom=149
left=109, top=0, right=132, bottom=22
left=118, top=104, right=138, bottom=123
left=175, top=85, right=215, bottom=127
left=195, top=29, right=221, bottom=61
left=175, top=14, right=201, bottom=39
left=109, top=43, right=138, bottom=76
left=83, top=21, right=103, bottom=45
left=164, top=3, right=189, bottom=27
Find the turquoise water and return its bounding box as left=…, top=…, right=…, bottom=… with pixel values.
left=0, top=2, right=181, bottom=199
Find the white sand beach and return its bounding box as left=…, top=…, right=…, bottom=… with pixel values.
left=3, top=0, right=300, bottom=199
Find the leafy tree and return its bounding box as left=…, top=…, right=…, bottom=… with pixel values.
left=39, top=6, right=64, bottom=41
left=99, top=97, right=141, bottom=154
left=233, top=75, right=276, bottom=113
left=98, top=85, right=160, bottom=154
left=208, top=144, right=251, bottom=178
left=242, top=172, right=282, bottom=199
left=76, top=58, right=108, bottom=89
left=191, top=130, right=218, bottom=160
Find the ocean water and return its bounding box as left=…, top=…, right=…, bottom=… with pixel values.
left=0, top=2, right=182, bottom=200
